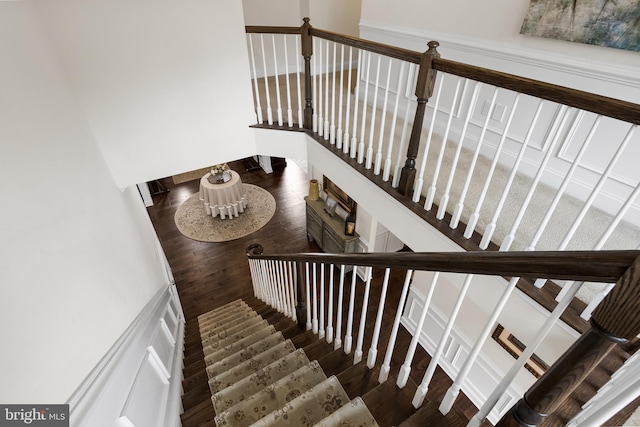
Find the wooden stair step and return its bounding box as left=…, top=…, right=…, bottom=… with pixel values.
left=398, top=400, right=468, bottom=427
left=362, top=376, right=420, bottom=427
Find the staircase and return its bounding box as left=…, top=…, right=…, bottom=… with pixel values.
left=180, top=297, right=470, bottom=426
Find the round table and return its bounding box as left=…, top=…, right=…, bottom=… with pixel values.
left=199, top=170, right=247, bottom=219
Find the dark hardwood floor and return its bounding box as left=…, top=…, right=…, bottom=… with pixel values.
left=145, top=159, right=482, bottom=426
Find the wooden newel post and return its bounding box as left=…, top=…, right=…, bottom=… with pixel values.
left=398, top=41, right=440, bottom=197
left=301, top=17, right=314, bottom=130
left=295, top=261, right=307, bottom=329
left=496, top=255, right=640, bottom=427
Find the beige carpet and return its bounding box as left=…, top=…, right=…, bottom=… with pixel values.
left=199, top=299, right=379, bottom=427
left=174, top=184, right=276, bottom=242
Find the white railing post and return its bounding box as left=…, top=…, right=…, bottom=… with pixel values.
left=336, top=44, right=345, bottom=149
left=383, top=61, right=407, bottom=182
left=467, top=280, right=583, bottom=427
left=305, top=262, right=312, bottom=330
left=282, top=35, right=293, bottom=127
left=343, top=47, right=353, bottom=155
left=271, top=34, right=283, bottom=126
left=365, top=54, right=381, bottom=170
left=374, top=60, right=393, bottom=175
left=479, top=100, right=547, bottom=249
left=412, top=274, right=473, bottom=408
left=334, top=264, right=346, bottom=350
left=326, top=264, right=335, bottom=343
left=344, top=266, right=358, bottom=354
left=437, top=81, right=482, bottom=220
left=450, top=87, right=497, bottom=229
left=367, top=268, right=391, bottom=368
left=397, top=272, right=440, bottom=388
left=358, top=52, right=372, bottom=164
left=260, top=34, right=273, bottom=125
left=330, top=41, right=337, bottom=144
left=319, top=263, right=326, bottom=339
left=312, top=262, right=318, bottom=334
left=424, top=78, right=463, bottom=210
left=247, top=34, right=263, bottom=124
left=379, top=270, right=413, bottom=383
left=350, top=49, right=363, bottom=158
left=354, top=267, right=373, bottom=365
left=464, top=94, right=520, bottom=239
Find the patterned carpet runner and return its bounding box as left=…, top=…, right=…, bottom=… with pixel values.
left=198, top=299, right=380, bottom=427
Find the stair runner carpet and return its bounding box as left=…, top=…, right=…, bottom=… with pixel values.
left=198, top=299, right=380, bottom=427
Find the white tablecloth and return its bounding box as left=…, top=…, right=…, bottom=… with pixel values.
left=199, top=170, right=247, bottom=219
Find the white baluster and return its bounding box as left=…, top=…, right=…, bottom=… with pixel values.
left=413, top=75, right=444, bottom=202
left=365, top=54, right=382, bottom=169
left=336, top=44, right=345, bottom=149
left=295, top=36, right=303, bottom=128
left=264, top=260, right=274, bottom=308
left=413, top=274, right=473, bottom=407
left=247, top=34, right=263, bottom=124
left=479, top=100, right=547, bottom=249
left=367, top=268, right=390, bottom=368
left=499, top=107, right=575, bottom=251
left=439, top=275, right=520, bottom=415
left=397, top=272, right=439, bottom=388
left=342, top=47, right=353, bottom=154
left=379, top=270, right=413, bottom=383
left=374, top=59, right=393, bottom=175
left=467, top=280, right=584, bottom=427
left=330, top=42, right=337, bottom=144
left=334, top=265, right=346, bottom=350
left=392, top=64, right=418, bottom=188
left=581, top=282, right=614, bottom=320
left=319, top=263, right=325, bottom=339
left=358, top=52, right=372, bottom=164
left=424, top=78, right=463, bottom=210
left=312, top=38, right=318, bottom=132
left=282, top=35, right=293, bottom=127
left=271, top=35, right=283, bottom=126
left=288, top=261, right=297, bottom=321
left=437, top=82, right=482, bottom=220
left=317, top=39, right=324, bottom=137
left=305, top=262, right=312, bottom=330
left=273, top=260, right=284, bottom=312
left=383, top=61, right=407, bottom=182
left=354, top=267, right=373, bottom=364
left=450, top=87, right=497, bottom=229
left=276, top=261, right=288, bottom=316
left=327, top=264, right=335, bottom=343
left=324, top=40, right=330, bottom=139
left=464, top=94, right=520, bottom=238
left=344, top=266, right=358, bottom=354
left=260, top=35, right=273, bottom=125
left=312, top=262, right=318, bottom=334
left=350, top=49, right=362, bottom=158
left=526, top=111, right=596, bottom=252
left=283, top=261, right=294, bottom=319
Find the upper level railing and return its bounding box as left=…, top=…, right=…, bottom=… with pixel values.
left=245, top=19, right=640, bottom=325
left=246, top=244, right=640, bottom=426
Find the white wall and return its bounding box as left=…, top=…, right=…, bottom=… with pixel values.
left=359, top=0, right=640, bottom=102
left=35, top=0, right=258, bottom=188
left=242, top=0, right=362, bottom=35
left=0, top=2, right=168, bottom=403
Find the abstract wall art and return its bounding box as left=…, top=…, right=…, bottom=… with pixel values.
left=521, top=0, right=640, bottom=52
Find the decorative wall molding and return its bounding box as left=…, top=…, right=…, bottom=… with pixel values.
left=358, top=20, right=640, bottom=96
left=67, top=285, right=185, bottom=427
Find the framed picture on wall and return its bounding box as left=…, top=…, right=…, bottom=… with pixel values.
left=324, top=196, right=337, bottom=217
left=323, top=176, right=357, bottom=215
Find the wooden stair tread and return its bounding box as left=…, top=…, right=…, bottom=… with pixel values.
left=362, top=376, right=420, bottom=427
left=398, top=400, right=468, bottom=427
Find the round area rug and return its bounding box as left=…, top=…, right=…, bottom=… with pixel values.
left=174, top=184, right=276, bottom=242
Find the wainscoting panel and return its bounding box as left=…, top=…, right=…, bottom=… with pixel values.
left=67, top=284, right=185, bottom=427
left=401, top=287, right=522, bottom=424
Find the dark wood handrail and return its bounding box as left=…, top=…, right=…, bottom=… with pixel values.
left=247, top=250, right=640, bottom=283
left=308, top=28, right=422, bottom=64
left=245, top=25, right=301, bottom=35
left=244, top=24, right=422, bottom=64
left=432, top=57, right=640, bottom=125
